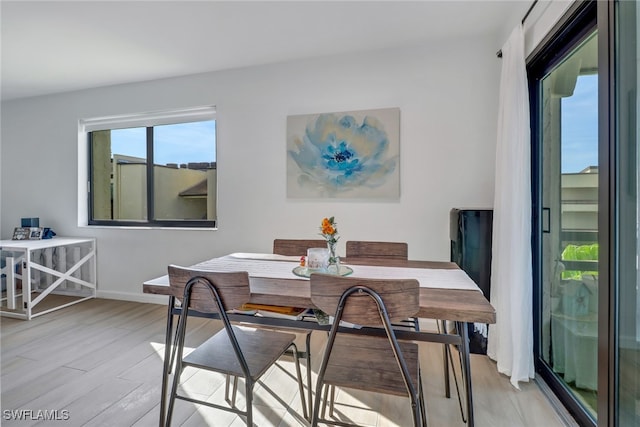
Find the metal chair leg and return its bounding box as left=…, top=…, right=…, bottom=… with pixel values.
left=329, top=385, right=336, bottom=417
left=419, top=369, right=428, bottom=427
left=168, top=320, right=179, bottom=375
left=165, top=305, right=189, bottom=427
left=448, top=341, right=467, bottom=422
left=289, top=343, right=309, bottom=420
left=441, top=320, right=451, bottom=398
left=224, top=374, right=239, bottom=406
left=159, top=296, right=175, bottom=427
left=305, top=331, right=313, bottom=419
left=245, top=379, right=253, bottom=427
left=232, top=376, right=238, bottom=407
left=438, top=320, right=466, bottom=422
left=456, top=321, right=474, bottom=426
left=321, top=383, right=329, bottom=419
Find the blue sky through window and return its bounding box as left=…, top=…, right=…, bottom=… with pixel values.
left=561, top=74, right=598, bottom=174
left=110, top=120, right=216, bottom=165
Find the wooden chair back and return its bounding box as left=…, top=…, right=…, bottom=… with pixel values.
left=167, top=265, right=249, bottom=314
left=310, top=273, right=419, bottom=326
left=345, top=241, right=408, bottom=260
left=273, top=239, right=327, bottom=256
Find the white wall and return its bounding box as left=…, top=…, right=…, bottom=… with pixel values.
left=1, top=37, right=501, bottom=303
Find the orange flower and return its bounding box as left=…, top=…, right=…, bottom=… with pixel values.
left=319, top=217, right=338, bottom=240
left=321, top=217, right=335, bottom=235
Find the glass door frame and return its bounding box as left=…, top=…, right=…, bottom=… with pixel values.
left=528, top=1, right=605, bottom=426
left=596, top=2, right=614, bottom=426
left=601, top=1, right=637, bottom=425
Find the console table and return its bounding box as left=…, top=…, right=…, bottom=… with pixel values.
left=0, top=237, right=96, bottom=319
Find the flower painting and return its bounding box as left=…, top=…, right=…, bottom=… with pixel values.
left=287, top=108, right=400, bottom=198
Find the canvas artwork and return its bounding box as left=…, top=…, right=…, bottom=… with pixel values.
left=286, top=108, right=400, bottom=199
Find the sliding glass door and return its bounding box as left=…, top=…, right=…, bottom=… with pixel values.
left=530, top=3, right=598, bottom=425
left=531, top=1, right=640, bottom=425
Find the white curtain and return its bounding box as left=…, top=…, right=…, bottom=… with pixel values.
left=487, top=24, right=535, bottom=389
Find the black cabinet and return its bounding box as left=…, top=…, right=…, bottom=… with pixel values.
left=450, top=208, right=493, bottom=353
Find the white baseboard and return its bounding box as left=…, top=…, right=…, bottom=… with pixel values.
left=96, top=290, right=167, bottom=305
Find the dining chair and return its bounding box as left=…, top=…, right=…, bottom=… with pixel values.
left=273, top=238, right=328, bottom=256
left=346, top=240, right=465, bottom=422
left=345, top=240, right=408, bottom=260
left=309, top=273, right=427, bottom=427
left=165, top=265, right=308, bottom=426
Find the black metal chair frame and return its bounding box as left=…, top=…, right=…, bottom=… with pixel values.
left=311, top=284, right=427, bottom=427
left=165, top=275, right=308, bottom=426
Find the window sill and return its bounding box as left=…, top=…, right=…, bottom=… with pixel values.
left=79, top=224, right=218, bottom=231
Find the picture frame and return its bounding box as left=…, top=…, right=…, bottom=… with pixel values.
left=287, top=107, right=400, bottom=199
left=29, top=227, right=43, bottom=240
left=12, top=227, right=44, bottom=240
left=12, top=227, right=30, bottom=240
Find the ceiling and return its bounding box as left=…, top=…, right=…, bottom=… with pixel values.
left=1, top=1, right=532, bottom=102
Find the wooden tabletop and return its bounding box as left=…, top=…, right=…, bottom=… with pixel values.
left=143, top=257, right=496, bottom=324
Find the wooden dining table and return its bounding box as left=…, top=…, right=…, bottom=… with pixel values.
left=143, top=253, right=496, bottom=427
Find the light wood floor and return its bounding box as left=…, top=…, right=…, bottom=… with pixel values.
left=1, top=298, right=574, bottom=426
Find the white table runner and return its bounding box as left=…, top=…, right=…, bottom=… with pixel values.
left=191, top=253, right=481, bottom=292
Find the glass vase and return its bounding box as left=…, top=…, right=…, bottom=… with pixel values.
left=327, top=241, right=341, bottom=274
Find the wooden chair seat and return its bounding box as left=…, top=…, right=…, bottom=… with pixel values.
left=184, top=325, right=297, bottom=381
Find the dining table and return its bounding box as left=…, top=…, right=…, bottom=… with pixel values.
left=143, top=252, right=496, bottom=427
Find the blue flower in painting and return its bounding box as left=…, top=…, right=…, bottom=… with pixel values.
left=288, top=113, right=397, bottom=195
left=322, top=141, right=357, bottom=173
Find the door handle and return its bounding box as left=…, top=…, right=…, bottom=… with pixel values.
left=542, top=207, right=551, bottom=233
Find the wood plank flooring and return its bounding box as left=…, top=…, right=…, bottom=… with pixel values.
left=1, top=298, right=575, bottom=426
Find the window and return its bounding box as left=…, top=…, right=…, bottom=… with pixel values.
left=82, top=106, right=216, bottom=228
